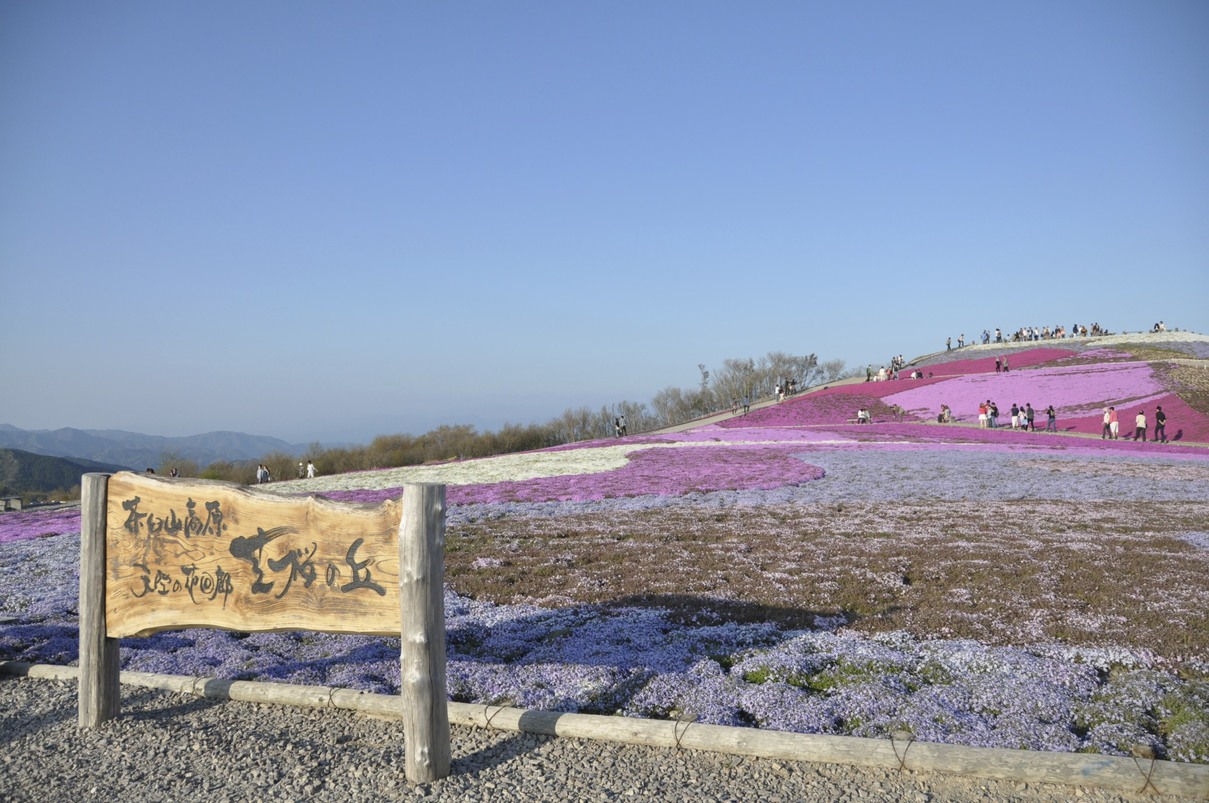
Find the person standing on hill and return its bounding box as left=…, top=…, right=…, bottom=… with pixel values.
left=1046, top=405, right=1057, bottom=432
left=1010, top=403, right=1020, bottom=430
left=1154, top=406, right=1167, bottom=443
left=306, top=460, right=317, bottom=478
left=1025, top=403, right=1035, bottom=431
left=1133, top=410, right=1147, bottom=441
left=978, top=402, right=988, bottom=429
left=995, top=357, right=1002, bottom=374
left=1102, top=408, right=1111, bottom=439
left=946, top=337, right=952, bottom=351
left=1109, top=407, right=1119, bottom=439
left=958, top=333, right=965, bottom=348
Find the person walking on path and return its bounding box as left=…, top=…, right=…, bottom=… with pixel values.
left=1102, top=408, right=1112, bottom=439
left=1133, top=409, right=1147, bottom=441
left=1025, top=403, right=1035, bottom=432
left=1154, top=406, right=1168, bottom=443
left=306, top=461, right=317, bottom=478
left=1109, top=407, right=1120, bottom=439
left=946, top=337, right=951, bottom=351
left=1045, top=405, right=1057, bottom=432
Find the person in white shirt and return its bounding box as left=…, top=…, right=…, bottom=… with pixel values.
left=1133, top=410, right=1147, bottom=441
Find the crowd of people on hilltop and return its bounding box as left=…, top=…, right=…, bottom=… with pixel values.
left=941, top=321, right=1162, bottom=351
left=943, top=321, right=1183, bottom=351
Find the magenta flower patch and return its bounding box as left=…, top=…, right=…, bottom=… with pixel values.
left=717, top=390, right=907, bottom=427
left=919, top=348, right=1077, bottom=376
left=1055, top=392, right=1209, bottom=444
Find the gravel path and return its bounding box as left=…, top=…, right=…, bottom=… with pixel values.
left=1, top=676, right=1189, bottom=802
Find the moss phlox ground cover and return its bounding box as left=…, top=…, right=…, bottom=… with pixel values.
left=2, top=336, right=1208, bottom=762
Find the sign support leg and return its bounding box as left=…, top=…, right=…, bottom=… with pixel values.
left=79, top=472, right=120, bottom=727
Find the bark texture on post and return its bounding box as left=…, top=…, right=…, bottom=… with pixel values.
left=398, top=483, right=451, bottom=783
left=79, top=472, right=119, bottom=727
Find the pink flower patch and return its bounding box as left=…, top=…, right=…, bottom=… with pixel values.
left=450, top=445, right=826, bottom=504
left=0, top=506, right=82, bottom=545
left=882, top=361, right=1166, bottom=422
left=718, top=388, right=910, bottom=427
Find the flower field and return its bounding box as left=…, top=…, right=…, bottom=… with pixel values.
left=2, top=334, right=1208, bottom=763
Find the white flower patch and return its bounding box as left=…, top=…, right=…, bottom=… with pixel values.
left=272, top=438, right=838, bottom=496
left=281, top=444, right=643, bottom=493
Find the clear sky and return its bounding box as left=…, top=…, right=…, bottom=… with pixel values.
left=2, top=1, right=1207, bottom=444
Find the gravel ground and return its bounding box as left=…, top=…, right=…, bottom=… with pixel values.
left=1, top=677, right=1194, bottom=803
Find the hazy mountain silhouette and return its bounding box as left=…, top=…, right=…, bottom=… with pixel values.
left=0, top=424, right=311, bottom=471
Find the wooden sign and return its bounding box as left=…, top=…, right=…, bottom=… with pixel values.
left=81, top=472, right=450, bottom=782
left=104, top=472, right=404, bottom=638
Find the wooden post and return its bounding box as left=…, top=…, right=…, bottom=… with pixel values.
left=79, top=472, right=119, bottom=727
left=398, top=483, right=451, bottom=783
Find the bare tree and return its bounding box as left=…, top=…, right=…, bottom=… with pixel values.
left=158, top=450, right=199, bottom=478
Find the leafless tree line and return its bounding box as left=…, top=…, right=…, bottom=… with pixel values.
left=164, top=351, right=849, bottom=484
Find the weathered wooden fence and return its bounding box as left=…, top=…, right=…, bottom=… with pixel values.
left=77, top=471, right=450, bottom=783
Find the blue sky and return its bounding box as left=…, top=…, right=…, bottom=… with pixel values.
left=2, top=2, right=1206, bottom=444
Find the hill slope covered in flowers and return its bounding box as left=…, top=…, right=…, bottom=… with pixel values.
left=2, top=332, right=1208, bottom=763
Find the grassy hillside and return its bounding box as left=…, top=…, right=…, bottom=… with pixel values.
left=0, top=447, right=128, bottom=498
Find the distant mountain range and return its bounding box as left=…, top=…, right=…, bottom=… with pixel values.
left=0, top=424, right=310, bottom=473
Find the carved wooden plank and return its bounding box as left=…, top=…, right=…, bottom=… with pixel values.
left=79, top=472, right=120, bottom=726
left=104, top=472, right=404, bottom=637
left=399, top=483, right=451, bottom=783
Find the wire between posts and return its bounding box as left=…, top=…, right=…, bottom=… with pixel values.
left=673, top=715, right=696, bottom=750
left=483, top=704, right=506, bottom=728
left=1132, top=756, right=1159, bottom=796
left=890, top=731, right=915, bottom=772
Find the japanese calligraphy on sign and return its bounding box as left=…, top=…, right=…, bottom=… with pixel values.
left=105, top=472, right=405, bottom=637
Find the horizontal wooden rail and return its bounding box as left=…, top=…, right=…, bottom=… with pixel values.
left=3, top=661, right=1206, bottom=799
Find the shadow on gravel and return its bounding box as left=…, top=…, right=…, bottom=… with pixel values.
left=451, top=730, right=550, bottom=776
left=121, top=686, right=225, bottom=723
